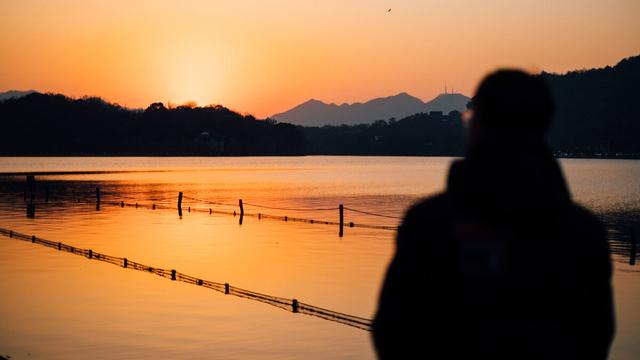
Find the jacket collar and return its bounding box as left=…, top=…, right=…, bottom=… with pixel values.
left=447, top=137, right=571, bottom=220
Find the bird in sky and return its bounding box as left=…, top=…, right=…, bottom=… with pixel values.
left=388, top=8, right=391, bottom=12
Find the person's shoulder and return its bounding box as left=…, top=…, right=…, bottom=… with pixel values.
left=402, top=192, right=450, bottom=227
left=568, top=203, right=604, bottom=234
left=395, top=193, right=451, bottom=249
left=564, top=203, right=609, bottom=258
left=566, top=203, right=612, bottom=275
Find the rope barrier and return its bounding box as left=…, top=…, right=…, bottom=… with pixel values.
left=102, top=197, right=400, bottom=232
left=20, top=191, right=638, bottom=242
left=5, top=188, right=402, bottom=232
left=181, top=195, right=237, bottom=207
left=104, top=194, right=172, bottom=202
left=0, top=227, right=373, bottom=331
left=181, top=195, right=399, bottom=230
left=148, top=196, right=179, bottom=202
left=13, top=195, right=635, bottom=263
left=343, top=207, right=403, bottom=220
left=241, top=202, right=339, bottom=212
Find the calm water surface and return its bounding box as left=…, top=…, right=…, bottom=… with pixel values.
left=0, top=156, right=638, bottom=359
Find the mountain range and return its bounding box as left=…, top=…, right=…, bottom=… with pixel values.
left=1, top=54, right=638, bottom=156
left=271, top=92, right=470, bottom=126
left=0, top=90, right=36, bottom=102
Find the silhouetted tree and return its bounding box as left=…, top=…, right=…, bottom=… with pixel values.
left=146, top=102, right=166, bottom=112
left=0, top=54, right=637, bottom=157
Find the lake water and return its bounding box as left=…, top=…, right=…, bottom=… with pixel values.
left=0, top=156, right=638, bottom=359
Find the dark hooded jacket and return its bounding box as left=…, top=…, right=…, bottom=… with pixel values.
left=372, top=138, right=614, bottom=359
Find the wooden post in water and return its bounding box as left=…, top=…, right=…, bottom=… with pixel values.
left=27, top=175, right=36, bottom=202
left=239, top=199, right=244, bottom=225
left=631, top=227, right=637, bottom=266
left=339, top=204, right=344, bottom=237
left=224, top=283, right=230, bottom=294
left=178, top=192, right=183, bottom=217
left=95, top=187, right=101, bottom=211
left=171, top=269, right=177, bottom=280
left=292, top=299, right=299, bottom=313
left=26, top=202, right=35, bottom=218
left=26, top=175, right=36, bottom=218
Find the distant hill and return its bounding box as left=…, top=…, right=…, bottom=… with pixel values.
left=0, top=94, right=305, bottom=155
left=0, top=54, right=637, bottom=157
left=543, top=54, right=640, bottom=154
left=271, top=92, right=470, bottom=126
left=300, top=54, right=640, bottom=156
left=423, top=93, right=471, bottom=114
left=0, top=90, right=37, bottom=102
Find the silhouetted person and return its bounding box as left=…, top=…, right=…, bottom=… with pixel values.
left=373, top=70, right=615, bottom=359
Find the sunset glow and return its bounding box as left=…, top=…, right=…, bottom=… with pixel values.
left=1, top=0, right=638, bottom=117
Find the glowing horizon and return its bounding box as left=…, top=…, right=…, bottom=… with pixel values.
left=1, top=0, right=638, bottom=118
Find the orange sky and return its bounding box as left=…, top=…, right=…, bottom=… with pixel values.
left=1, top=0, right=638, bottom=118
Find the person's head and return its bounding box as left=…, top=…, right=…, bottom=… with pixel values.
left=466, top=69, right=555, bottom=147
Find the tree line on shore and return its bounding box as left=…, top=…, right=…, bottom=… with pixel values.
left=0, top=55, right=637, bottom=157
left=0, top=93, right=465, bottom=156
